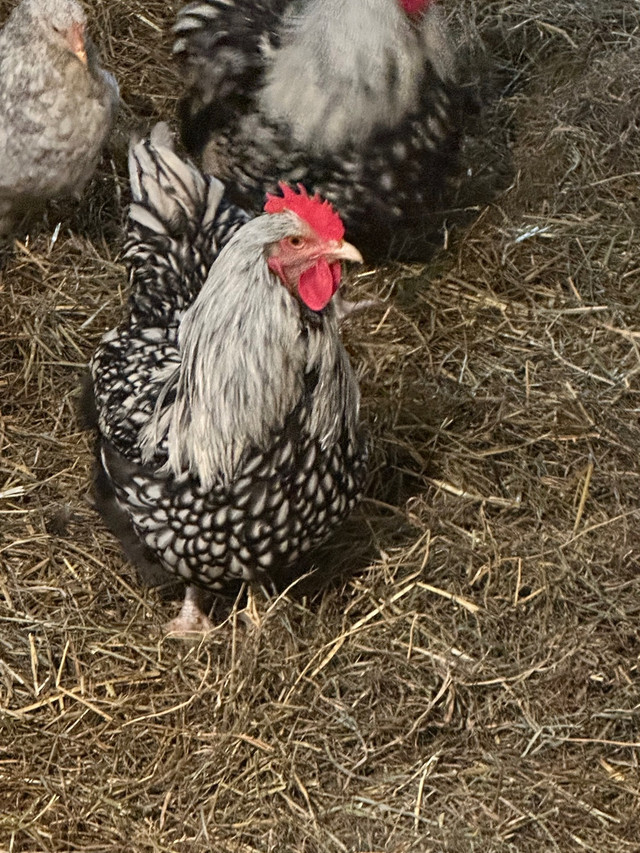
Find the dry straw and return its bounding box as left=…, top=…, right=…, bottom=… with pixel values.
left=1, top=1, right=639, bottom=850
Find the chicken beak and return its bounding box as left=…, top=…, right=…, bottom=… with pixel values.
left=329, top=240, right=364, bottom=265
left=67, top=21, right=87, bottom=65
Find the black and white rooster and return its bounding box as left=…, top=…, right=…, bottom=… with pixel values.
left=83, top=124, right=368, bottom=634
left=173, top=0, right=469, bottom=261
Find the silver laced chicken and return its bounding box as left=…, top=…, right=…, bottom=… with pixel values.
left=83, top=124, right=368, bottom=634
left=174, top=0, right=469, bottom=261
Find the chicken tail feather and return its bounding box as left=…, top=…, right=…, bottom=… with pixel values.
left=124, top=121, right=250, bottom=323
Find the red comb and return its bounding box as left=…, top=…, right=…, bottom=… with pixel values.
left=264, top=183, right=344, bottom=242
left=398, top=0, right=433, bottom=14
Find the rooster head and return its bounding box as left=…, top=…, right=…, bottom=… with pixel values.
left=264, top=183, right=362, bottom=312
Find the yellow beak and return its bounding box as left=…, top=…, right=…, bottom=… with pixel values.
left=67, top=21, right=87, bottom=65
left=327, top=240, right=364, bottom=265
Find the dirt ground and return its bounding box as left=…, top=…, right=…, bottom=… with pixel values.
left=1, top=1, right=639, bottom=850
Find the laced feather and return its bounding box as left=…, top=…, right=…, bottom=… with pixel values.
left=121, top=124, right=250, bottom=333
left=128, top=122, right=226, bottom=238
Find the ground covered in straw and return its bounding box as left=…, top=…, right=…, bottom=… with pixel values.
left=1, top=1, right=639, bottom=850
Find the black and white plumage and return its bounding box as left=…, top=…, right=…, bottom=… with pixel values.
left=84, top=124, right=368, bottom=633
left=173, top=0, right=469, bottom=261
left=0, top=0, right=119, bottom=235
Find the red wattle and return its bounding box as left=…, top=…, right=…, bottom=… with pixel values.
left=330, top=261, right=341, bottom=293
left=298, top=259, right=338, bottom=311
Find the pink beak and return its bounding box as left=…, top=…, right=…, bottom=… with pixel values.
left=66, top=21, right=87, bottom=65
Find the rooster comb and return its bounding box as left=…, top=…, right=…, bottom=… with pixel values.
left=264, top=183, right=344, bottom=242
left=398, top=0, right=433, bottom=14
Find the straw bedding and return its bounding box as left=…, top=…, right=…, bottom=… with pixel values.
left=1, top=1, right=639, bottom=850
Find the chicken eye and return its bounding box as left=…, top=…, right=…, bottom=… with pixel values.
left=287, top=236, right=304, bottom=249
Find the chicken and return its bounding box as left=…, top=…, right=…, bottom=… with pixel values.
left=173, top=0, right=466, bottom=261
left=83, top=124, right=368, bottom=634
left=0, top=0, right=119, bottom=236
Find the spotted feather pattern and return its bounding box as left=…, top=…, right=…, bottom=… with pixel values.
left=101, top=388, right=366, bottom=589
left=87, top=127, right=368, bottom=593
left=173, top=0, right=290, bottom=156
left=124, top=124, right=250, bottom=327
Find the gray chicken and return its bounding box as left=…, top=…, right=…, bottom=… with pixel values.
left=0, top=0, right=119, bottom=235
left=83, top=125, right=368, bottom=635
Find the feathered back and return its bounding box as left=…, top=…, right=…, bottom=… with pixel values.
left=174, top=0, right=455, bottom=156
left=88, top=125, right=249, bottom=462
left=173, top=0, right=290, bottom=154
left=125, top=123, right=250, bottom=326
left=260, top=0, right=455, bottom=152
